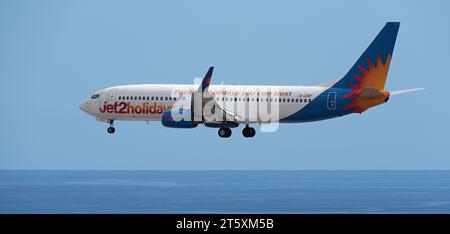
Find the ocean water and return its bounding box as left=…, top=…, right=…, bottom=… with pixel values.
left=1, top=170, right=450, bottom=214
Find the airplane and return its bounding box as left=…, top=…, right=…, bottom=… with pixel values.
left=79, top=22, right=424, bottom=138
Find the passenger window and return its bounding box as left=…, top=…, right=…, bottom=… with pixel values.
left=309, top=99, right=312, bottom=102
left=287, top=99, right=290, bottom=102
left=235, top=97, right=237, bottom=101
left=118, top=96, right=121, bottom=100
left=90, top=94, right=99, bottom=99
left=160, top=97, right=163, bottom=101
left=155, top=97, right=159, bottom=100
left=151, top=97, right=154, bottom=100
left=165, top=97, right=168, bottom=101
left=173, top=97, right=177, bottom=101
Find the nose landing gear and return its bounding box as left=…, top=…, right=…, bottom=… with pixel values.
left=107, top=120, right=115, bottom=134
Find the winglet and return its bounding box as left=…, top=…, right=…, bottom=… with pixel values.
left=201, top=67, right=214, bottom=92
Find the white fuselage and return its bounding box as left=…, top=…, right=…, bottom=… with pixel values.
left=79, top=84, right=328, bottom=123
left=79, top=23, right=403, bottom=137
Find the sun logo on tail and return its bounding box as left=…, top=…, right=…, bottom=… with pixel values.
left=343, top=54, right=392, bottom=113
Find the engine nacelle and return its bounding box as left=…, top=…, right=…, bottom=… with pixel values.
left=161, top=108, right=197, bottom=128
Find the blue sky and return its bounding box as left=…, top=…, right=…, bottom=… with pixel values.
left=1, top=0, right=449, bottom=170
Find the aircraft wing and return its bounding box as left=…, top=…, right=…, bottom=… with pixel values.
left=215, top=103, right=244, bottom=122
left=197, top=67, right=243, bottom=123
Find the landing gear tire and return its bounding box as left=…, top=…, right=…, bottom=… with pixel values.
left=107, top=120, right=115, bottom=134
left=107, top=126, right=115, bottom=134
left=249, top=127, right=256, bottom=137
left=218, top=127, right=231, bottom=138
left=242, top=126, right=256, bottom=138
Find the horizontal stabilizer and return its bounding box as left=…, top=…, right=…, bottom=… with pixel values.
left=358, top=87, right=385, bottom=98
left=390, top=87, right=426, bottom=95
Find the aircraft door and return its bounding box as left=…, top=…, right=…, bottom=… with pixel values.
left=108, top=88, right=117, bottom=102
left=327, top=92, right=336, bottom=110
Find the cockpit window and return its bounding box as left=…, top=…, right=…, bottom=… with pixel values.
left=91, top=94, right=100, bottom=99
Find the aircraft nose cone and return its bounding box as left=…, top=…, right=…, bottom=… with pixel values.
left=79, top=100, right=89, bottom=113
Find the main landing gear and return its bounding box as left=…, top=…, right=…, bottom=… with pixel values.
left=107, top=120, right=115, bottom=134
left=242, top=125, right=256, bottom=138
left=218, top=125, right=256, bottom=138
left=218, top=127, right=232, bottom=138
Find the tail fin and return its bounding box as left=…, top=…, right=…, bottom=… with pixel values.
left=333, top=22, right=400, bottom=90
